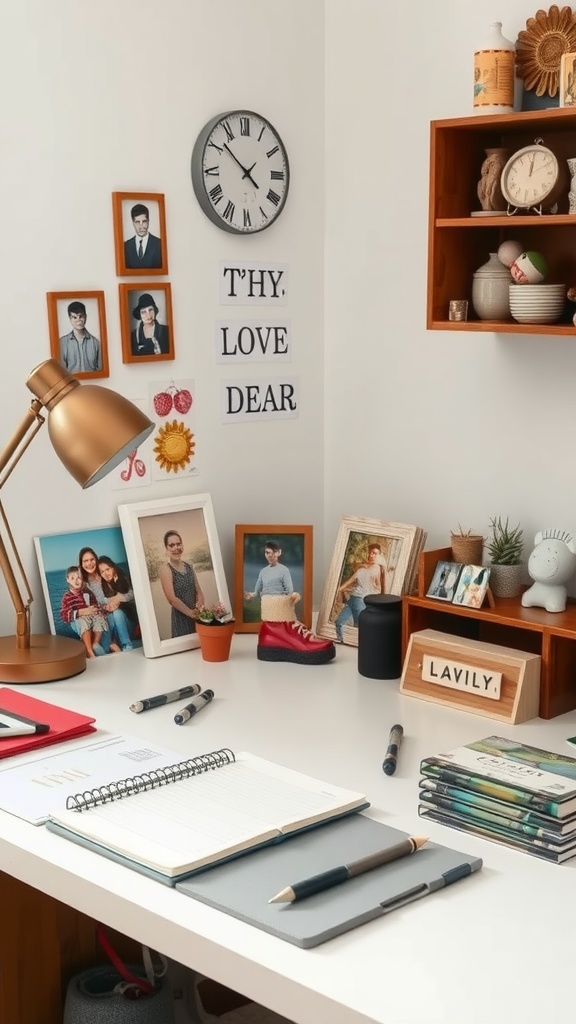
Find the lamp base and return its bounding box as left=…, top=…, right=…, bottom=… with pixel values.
left=0, top=634, right=86, bottom=684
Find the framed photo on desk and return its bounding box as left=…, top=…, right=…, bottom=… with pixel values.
left=234, top=524, right=313, bottom=632
left=119, top=493, right=230, bottom=658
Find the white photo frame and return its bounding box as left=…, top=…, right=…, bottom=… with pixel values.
left=118, top=493, right=230, bottom=658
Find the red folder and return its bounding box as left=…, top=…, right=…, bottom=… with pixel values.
left=0, top=687, right=95, bottom=759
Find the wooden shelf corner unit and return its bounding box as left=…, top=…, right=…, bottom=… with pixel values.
left=428, top=107, right=576, bottom=334
left=403, top=548, right=576, bottom=719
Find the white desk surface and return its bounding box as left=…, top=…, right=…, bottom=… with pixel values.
left=1, top=636, right=575, bottom=1024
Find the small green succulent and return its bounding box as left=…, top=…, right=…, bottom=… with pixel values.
left=487, top=517, right=524, bottom=565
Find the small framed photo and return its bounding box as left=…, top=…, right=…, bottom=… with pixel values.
left=316, top=515, right=423, bottom=647
left=47, top=291, right=109, bottom=379
left=426, top=561, right=463, bottom=602
left=118, top=493, right=230, bottom=658
left=34, top=526, right=142, bottom=657
left=119, top=283, right=174, bottom=363
left=560, top=51, right=576, bottom=107
left=234, top=525, right=313, bottom=633
left=112, top=191, right=168, bottom=276
left=452, top=564, right=491, bottom=609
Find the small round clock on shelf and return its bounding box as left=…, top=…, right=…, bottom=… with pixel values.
left=500, top=139, right=569, bottom=214
left=191, top=109, right=290, bottom=234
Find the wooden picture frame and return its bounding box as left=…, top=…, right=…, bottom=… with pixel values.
left=426, top=561, right=463, bottom=602
left=118, top=493, right=230, bottom=658
left=47, top=291, right=109, bottom=379
left=34, top=525, right=141, bottom=655
left=112, top=191, right=168, bottom=276
left=316, top=515, right=422, bottom=647
left=234, top=524, right=313, bottom=632
left=119, top=283, right=174, bottom=363
left=560, top=51, right=576, bottom=107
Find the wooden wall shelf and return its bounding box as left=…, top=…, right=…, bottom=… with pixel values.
left=428, top=107, right=576, bottom=334
left=403, top=548, right=576, bottom=719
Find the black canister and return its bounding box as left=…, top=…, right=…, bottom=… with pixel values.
left=357, top=594, right=402, bottom=680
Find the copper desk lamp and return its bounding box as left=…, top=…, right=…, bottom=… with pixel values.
left=0, top=358, right=154, bottom=683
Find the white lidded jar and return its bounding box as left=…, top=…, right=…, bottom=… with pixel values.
left=474, top=22, right=515, bottom=114
left=472, top=252, right=512, bottom=320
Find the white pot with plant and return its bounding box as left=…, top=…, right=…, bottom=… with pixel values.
left=486, top=517, right=524, bottom=598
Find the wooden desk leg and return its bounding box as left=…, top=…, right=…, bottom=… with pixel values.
left=0, top=873, right=140, bottom=1024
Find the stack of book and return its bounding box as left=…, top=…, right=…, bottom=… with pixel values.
left=418, top=735, right=576, bottom=864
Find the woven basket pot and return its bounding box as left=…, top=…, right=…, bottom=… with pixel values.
left=63, top=966, right=174, bottom=1024
left=489, top=563, right=523, bottom=598
left=450, top=534, right=484, bottom=565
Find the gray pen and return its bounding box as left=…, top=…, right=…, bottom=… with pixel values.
left=174, top=689, right=215, bottom=725
left=130, top=684, right=201, bottom=714
left=382, top=724, right=404, bottom=776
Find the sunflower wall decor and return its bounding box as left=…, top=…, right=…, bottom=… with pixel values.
left=516, top=5, right=576, bottom=97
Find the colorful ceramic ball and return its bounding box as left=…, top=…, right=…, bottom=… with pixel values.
left=497, top=239, right=523, bottom=268
left=509, top=251, right=548, bottom=284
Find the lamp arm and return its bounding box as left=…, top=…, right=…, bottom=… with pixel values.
left=0, top=400, right=46, bottom=649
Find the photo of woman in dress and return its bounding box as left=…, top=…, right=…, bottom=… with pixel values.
left=159, top=529, right=205, bottom=638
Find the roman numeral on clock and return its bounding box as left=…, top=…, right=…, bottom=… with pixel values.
left=270, top=170, right=284, bottom=180
left=223, top=200, right=235, bottom=222
left=266, top=145, right=279, bottom=159
left=243, top=208, right=252, bottom=228
left=222, top=120, right=234, bottom=142
left=209, top=184, right=223, bottom=204
left=240, top=117, right=250, bottom=136
left=267, top=189, right=281, bottom=207
left=204, top=165, right=219, bottom=176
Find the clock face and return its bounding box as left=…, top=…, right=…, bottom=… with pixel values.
left=191, top=110, right=290, bottom=234
left=501, top=145, right=560, bottom=209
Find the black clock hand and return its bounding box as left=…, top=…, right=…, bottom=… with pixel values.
left=223, top=144, right=259, bottom=189
left=242, top=161, right=258, bottom=181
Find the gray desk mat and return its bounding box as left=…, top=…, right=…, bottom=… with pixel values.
left=176, top=814, right=482, bottom=947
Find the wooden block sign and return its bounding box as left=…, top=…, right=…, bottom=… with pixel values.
left=400, top=629, right=540, bottom=723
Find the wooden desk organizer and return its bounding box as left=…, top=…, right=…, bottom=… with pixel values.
left=400, top=629, right=541, bottom=724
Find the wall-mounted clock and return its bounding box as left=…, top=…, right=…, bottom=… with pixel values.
left=500, top=138, right=568, bottom=214
left=191, top=110, right=289, bottom=234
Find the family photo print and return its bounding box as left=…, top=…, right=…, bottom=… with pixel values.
left=34, top=526, right=141, bottom=659
left=234, top=524, right=313, bottom=633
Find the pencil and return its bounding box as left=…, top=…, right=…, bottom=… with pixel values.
left=268, top=836, right=428, bottom=903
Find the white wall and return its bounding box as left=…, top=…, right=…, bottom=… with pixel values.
left=325, top=0, right=576, bottom=569
left=5, top=0, right=575, bottom=641
left=0, top=0, right=325, bottom=635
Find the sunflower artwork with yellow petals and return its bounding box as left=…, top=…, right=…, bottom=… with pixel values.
left=149, top=378, right=198, bottom=479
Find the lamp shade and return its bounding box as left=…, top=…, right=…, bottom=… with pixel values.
left=26, top=359, right=154, bottom=487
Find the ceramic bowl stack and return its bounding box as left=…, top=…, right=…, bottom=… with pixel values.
left=509, top=284, right=566, bottom=324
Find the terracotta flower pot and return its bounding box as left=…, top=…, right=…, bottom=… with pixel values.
left=195, top=621, right=235, bottom=662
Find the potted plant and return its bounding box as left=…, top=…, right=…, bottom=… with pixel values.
left=450, top=525, right=484, bottom=565
left=486, top=517, right=524, bottom=598
left=194, top=604, right=235, bottom=662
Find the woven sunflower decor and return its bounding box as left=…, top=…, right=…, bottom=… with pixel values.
left=516, top=5, right=576, bottom=96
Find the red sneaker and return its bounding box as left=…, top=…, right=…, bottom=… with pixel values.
left=257, top=621, right=336, bottom=665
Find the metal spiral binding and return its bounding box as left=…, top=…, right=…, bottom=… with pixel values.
left=65, top=747, right=235, bottom=811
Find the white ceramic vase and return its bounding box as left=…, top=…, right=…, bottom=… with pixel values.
left=471, top=253, right=511, bottom=320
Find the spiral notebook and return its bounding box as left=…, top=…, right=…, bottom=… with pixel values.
left=45, top=749, right=369, bottom=885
